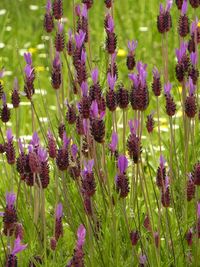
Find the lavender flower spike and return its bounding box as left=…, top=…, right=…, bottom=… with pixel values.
left=6, top=128, right=13, bottom=142
left=91, top=68, right=99, bottom=84
left=187, top=77, right=196, bottom=96
left=58, top=22, right=64, bottom=33
left=139, top=254, right=147, bottom=266
left=190, top=52, right=198, bottom=66
left=128, top=40, right=138, bottom=53
left=109, top=131, right=118, bottom=153
left=128, top=119, right=139, bottom=135
left=181, top=0, right=187, bottom=15
left=37, top=147, right=48, bottom=162
left=118, top=155, right=128, bottom=174
left=84, top=159, right=94, bottom=173
left=166, top=0, right=173, bottom=11
left=56, top=203, right=63, bottom=219
left=18, top=138, right=24, bottom=153
left=30, top=132, right=40, bottom=147
left=77, top=224, right=86, bottom=248
left=81, top=49, right=87, bottom=64
left=63, top=131, right=70, bottom=149
left=71, top=144, right=78, bottom=160
left=160, top=155, right=166, bottom=169
left=6, top=192, right=16, bottom=208
left=164, top=82, right=172, bottom=95
left=24, top=52, right=32, bottom=65
left=82, top=4, right=88, bottom=18
left=24, top=65, right=34, bottom=79
left=53, top=52, right=61, bottom=68
left=46, top=0, right=52, bottom=12
left=11, top=237, right=27, bottom=255
left=175, top=42, right=187, bottom=63
left=107, top=73, right=117, bottom=90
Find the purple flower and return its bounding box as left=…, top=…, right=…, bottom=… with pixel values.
left=90, top=100, right=99, bottom=118
left=68, top=29, right=73, bottom=41
left=75, top=30, right=86, bottom=49
left=187, top=77, right=196, bottom=96
left=81, top=49, right=87, bottom=64
left=58, top=22, right=64, bottom=34
left=160, top=155, right=165, bottom=169
left=6, top=129, right=13, bottom=142
left=91, top=68, right=99, bottom=84
left=56, top=203, right=63, bottom=219
left=164, top=82, right=172, bottom=95
left=159, top=3, right=164, bottom=14
left=190, top=17, right=198, bottom=34
left=46, top=0, right=52, bottom=12
left=76, top=224, right=86, bottom=248
left=190, top=52, right=198, bottom=66
left=128, top=119, right=139, bottom=135
left=109, top=131, right=118, bottom=153
left=37, top=147, right=48, bottom=162
left=107, top=73, right=117, bottom=90
left=71, top=144, right=78, bottom=160
left=197, top=202, right=200, bottom=218
left=107, top=16, right=114, bottom=33
left=30, top=132, right=40, bottom=147
left=175, top=42, right=187, bottom=63
left=82, top=4, right=88, bottom=18
left=111, top=52, right=117, bottom=64
left=118, top=155, right=128, bottom=174
left=165, top=176, right=170, bottom=189
left=81, top=81, right=88, bottom=96
left=6, top=192, right=16, bottom=209
left=24, top=52, right=32, bottom=65
left=136, top=61, right=147, bottom=87
left=127, top=40, right=138, bottom=54
left=0, top=212, right=4, bottom=217
left=11, top=237, right=27, bottom=255
left=63, top=132, right=70, bottom=149
left=152, top=66, right=160, bottom=79
left=181, top=0, right=187, bottom=15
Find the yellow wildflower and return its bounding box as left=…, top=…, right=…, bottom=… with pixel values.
left=117, top=49, right=126, bottom=57
left=28, top=47, right=37, bottom=54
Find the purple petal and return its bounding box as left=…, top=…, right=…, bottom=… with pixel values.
left=181, top=0, right=187, bottom=15
left=81, top=81, right=88, bottom=96
left=37, top=147, right=48, bottom=162
left=166, top=0, right=173, bottom=12
left=75, top=4, right=81, bottom=16
left=46, top=0, right=52, bottom=12
left=30, top=132, right=40, bottom=147
left=100, top=111, right=106, bottom=120
left=58, top=22, right=64, bottom=34
left=24, top=52, right=32, bottom=65
left=6, top=192, right=16, bottom=208
left=6, top=129, right=13, bottom=142
left=139, top=254, right=147, bottom=265
left=165, top=176, right=170, bottom=188
left=159, top=155, right=165, bottom=169
left=81, top=49, right=86, bottom=64
left=82, top=4, right=88, bottom=18
left=90, top=100, right=99, bottom=118
left=127, top=40, right=138, bottom=53
left=128, top=119, right=138, bottom=135
left=152, top=66, right=160, bottom=79
left=53, top=52, right=61, bottom=69
left=63, top=132, right=70, bottom=149
left=187, top=77, right=196, bottom=96
left=84, top=159, right=94, bottom=173
left=68, top=29, right=73, bottom=40
left=71, top=144, right=78, bottom=159
left=111, top=52, right=117, bottom=64
left=128, top=73, right=139, bottom=88
left=75, top=30, right=86, bottom=49
left=107, top=73, right=116, bottom=90
left=0, top=212, right=4, bottom=216
left=56, top=203, right=63, bottom=219
left=91, top=68, right=99, bottom=84
left=24, top=65, right=34, bottom=79
left=164, top=82, right=172, bottom=95
left=190, top=18, right=198, bottom=34
left=77, top=224, right=86, bottom=248
left=190, top=52, right=198, bottom=66
left=109, top=131, right=118, bottom=152
left=118, top=155, right=128, bottom=173
left=18, top=138, right=24, bottom=153
left=107, top=16, right=114, bottom=33
left=12, top=237, right=27, bottom=255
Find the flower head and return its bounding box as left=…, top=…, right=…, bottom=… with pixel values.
left=128, top=119, right=139, bottom=135
left=24, top=52, right=32, bottom=65
left=62, top=131, right=70, bottom=149
left=53, top=52, right=61, bottom=69
left=30, top=132, right=40, bottom=147
left=83, top=159, right=94, bottom=174
left=11, top=237, right=27, bottom=255
left=159, top=155, right=166, bottom=169
left=24, top=65, right=34, bottom=79
left=175, top=42, right=187, bottom=63
left=107, top=16, right=114, bottom=32
left=186, top=77, right=196, bottom=96
left=109, top=131, right=118, bottom=153
left=6, top=192, right=16, bottom=209
left=82, top=4, right=88, bottom=18
left=6, top=128, right=13, bottom=142
left=90, top=100, right=99, bottom=118
left=58, top=22, right=64, bottom=33
left=181, top=0, right=187, bottom=15
left=71, top=144, right=78, bottom=160
left=56, top=203, right=63, bottom=219
left=46, top=0, right=52, bottom=12
left=18, top=138, right=24, bottom=153
left=81, top=81, right=88, bottom=96
left=37, top=147, right=48, bottom=162
left=118, top=155, right=128, bottom=174
left=81, top=49, right=87, bottom=64
left=190, top=52, right=198, bottom=66
left=152, top=66, right=160, bottom=79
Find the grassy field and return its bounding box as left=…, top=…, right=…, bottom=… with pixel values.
left=0, top=0, right=200, bottom=266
